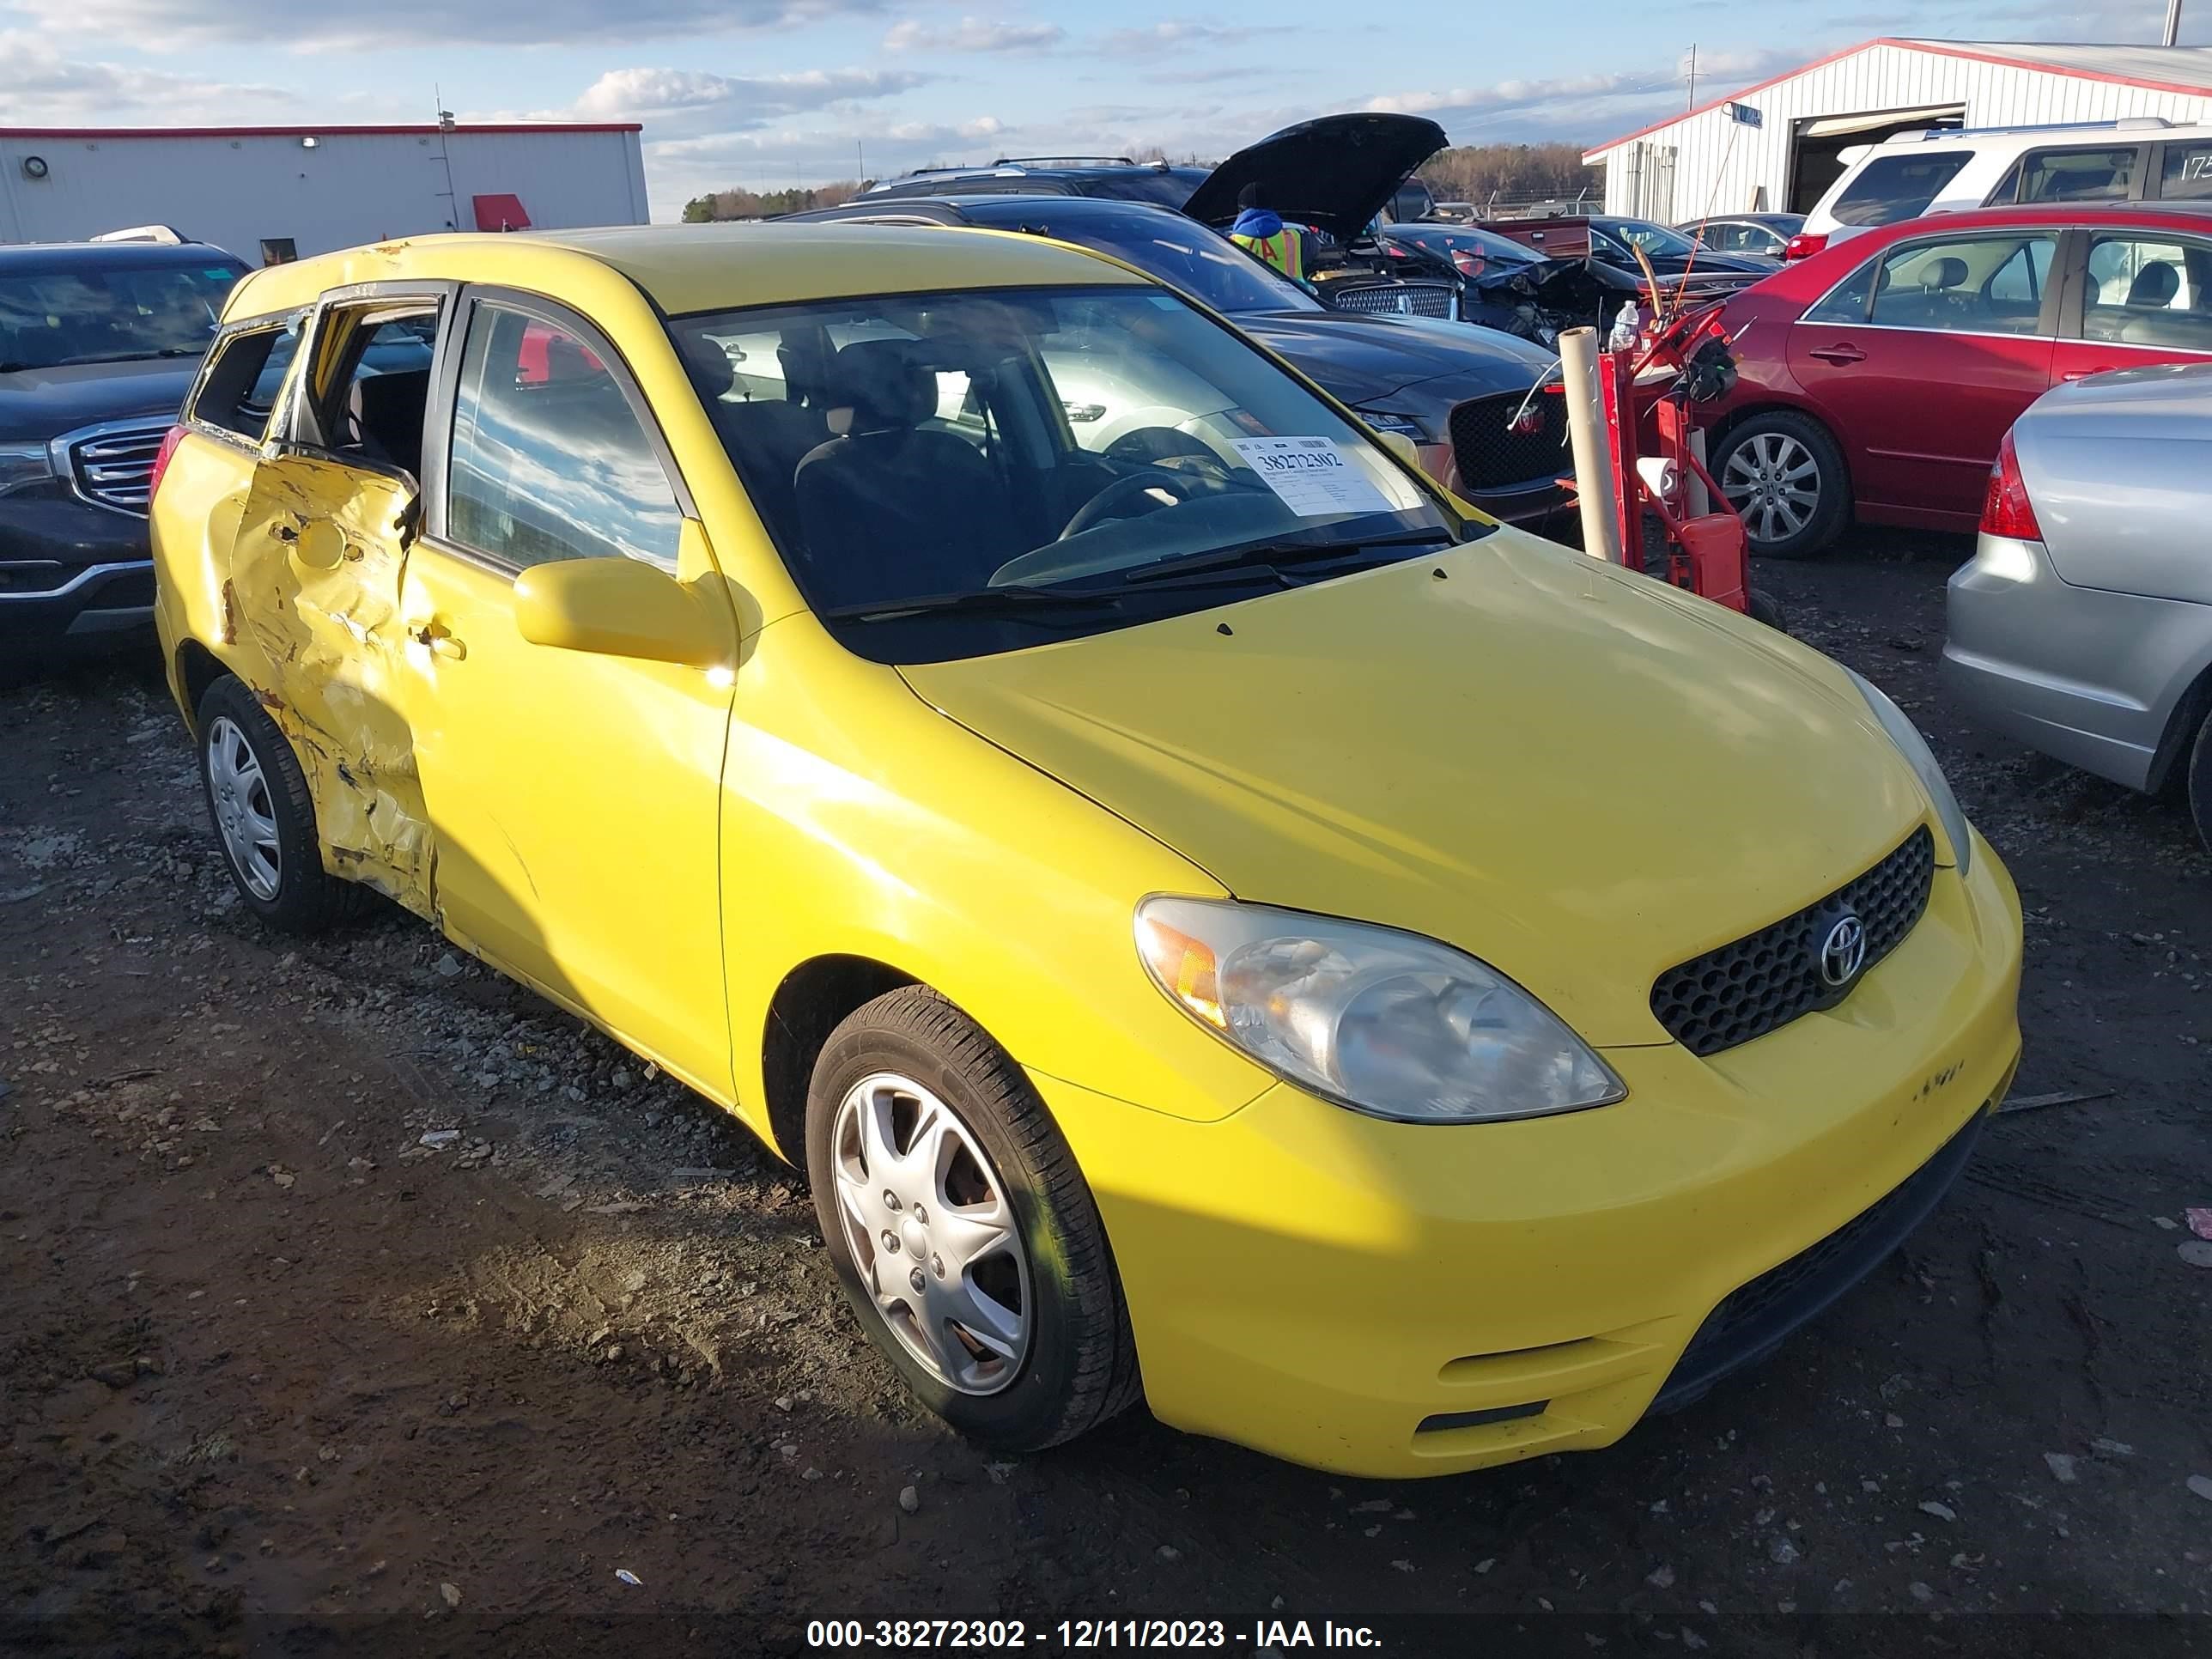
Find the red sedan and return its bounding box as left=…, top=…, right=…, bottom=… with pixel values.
left=1705, top=201, right=2212, bottom=557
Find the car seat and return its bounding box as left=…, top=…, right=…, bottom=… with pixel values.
left=678, top=334, right=831, bottom=555
left=342, top=368, right=430, bottom=477
left=793, top=339, right=1022, bottom=607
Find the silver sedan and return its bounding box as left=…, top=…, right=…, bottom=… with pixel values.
left=1942, top=361, right=2212, bottom=854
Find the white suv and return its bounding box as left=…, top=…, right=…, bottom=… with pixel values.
left=1794, top=117, right=2212, bottom=258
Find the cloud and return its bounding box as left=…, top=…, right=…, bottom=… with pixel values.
left=1369, top=47, right=1802, bottom=140
left=0, top=29, right=295, bottom=118
left=1095, top=20, right=1291, bottom=52
left=882, top=16, right=1064, bottom=52
left=9, top=0, right=881, bottom=46
left=571, top=65, right=932, bottom=137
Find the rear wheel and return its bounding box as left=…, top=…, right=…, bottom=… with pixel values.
left=195, top=675, right=361, bottom=934
left=1716, top=411, right=1849, bottom=560
left=806, top=986, right=1139, bottom=1451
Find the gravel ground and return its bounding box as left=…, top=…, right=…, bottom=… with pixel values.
left=2, top=532, right=2209, bottom=1657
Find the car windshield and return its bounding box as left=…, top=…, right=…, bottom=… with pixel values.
left=674, top=284, right=1462, bottom=664
left=0, top=260, right=240, bottom=372
left=1598, top=219, right=1698, bottom=258
left=959, top=204, right=1319, bottom=315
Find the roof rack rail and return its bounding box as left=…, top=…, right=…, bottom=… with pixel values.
left=1884, top=115, right=2172, bottom=144
left=991, top=155, right=1139, bottom=167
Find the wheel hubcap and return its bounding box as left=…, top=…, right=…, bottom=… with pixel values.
left=1722, top=431, right=1820, bottom=546
left=204, top=715, right=283, bottom=902
left=830, top=1073, right=1031, bottom=1396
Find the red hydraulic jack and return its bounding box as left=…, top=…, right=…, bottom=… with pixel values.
left=1560, top=301, right=1778, bottom=628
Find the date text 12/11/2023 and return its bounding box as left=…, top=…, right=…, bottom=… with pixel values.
left=805, top=1618, right=1386, bottom=1649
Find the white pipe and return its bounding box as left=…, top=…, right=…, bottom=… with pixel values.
left=1559, top=326, right=1622, bottom=563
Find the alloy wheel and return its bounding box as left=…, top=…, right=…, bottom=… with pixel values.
left=205, top=714, right=283, bottom=902
left=1722, top=430, right=1821, bottom=545
left=830, top=1072, right=1032, bottom=1395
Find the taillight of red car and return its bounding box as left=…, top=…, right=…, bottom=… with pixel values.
left=1980, top=429, right=2041, bottom=541
left=149, top=423, right=187, bottom=501
left=1781, top=231, right=1828, bottom=262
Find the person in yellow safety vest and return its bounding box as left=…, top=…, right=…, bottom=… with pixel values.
left=1229, top=183, right=1305, bottom=282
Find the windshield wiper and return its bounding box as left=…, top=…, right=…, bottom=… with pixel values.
left=1117, top=528, right=1454, bottom=586
left=818, top=582, right=1132, bottom=623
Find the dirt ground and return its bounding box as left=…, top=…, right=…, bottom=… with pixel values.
left=3, top=533, right=2209, bottom=1658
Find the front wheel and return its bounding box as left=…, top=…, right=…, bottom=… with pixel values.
left=1716, top=411, right=1849, bottom=560
left=806, top=986, right=1140, bottom=1450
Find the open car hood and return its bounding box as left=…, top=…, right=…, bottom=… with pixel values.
left=1182, top=113, right=1445, bottom=242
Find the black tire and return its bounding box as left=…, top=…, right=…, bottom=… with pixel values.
left=1745, top=588, right=1790, bottom=633
left=194, top=674, right=362, bottom=934
left=1714, top=410, right=1850, bottom=561
left=2188, top=708, right=2212, bottom=857
left=806, top=985, right=1140, bottom=1451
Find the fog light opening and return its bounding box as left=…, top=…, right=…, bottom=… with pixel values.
left=1415, top=1400, right=1549, bottom=1436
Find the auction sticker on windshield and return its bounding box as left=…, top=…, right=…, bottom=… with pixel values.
left=1231, top=436, right=1395, bottom=519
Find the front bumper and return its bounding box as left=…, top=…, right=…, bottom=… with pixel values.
left=0, top=496, right=155, bottom=651
left=1040, top=829, right=2022, bottom=1478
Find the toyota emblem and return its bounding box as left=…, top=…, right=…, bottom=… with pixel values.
left=1818, top=913, right=1868, bottom=988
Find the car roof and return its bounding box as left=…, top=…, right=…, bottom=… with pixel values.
left=861, top=162, right=1208, bottom=193
left=222, top=222, right=1151, bottom=320
left=0, top=240, right=244, bottom=270
left=1845, top=199, right=2212, bottom=241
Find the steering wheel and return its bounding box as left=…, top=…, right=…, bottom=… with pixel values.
left=1059, top=468, right=1198, bottom=541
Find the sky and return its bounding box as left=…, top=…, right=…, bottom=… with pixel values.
left=0, top=0, right=2199, bottom=218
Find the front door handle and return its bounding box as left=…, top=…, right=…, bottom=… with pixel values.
left=408, top=620, right=466, bottom=660
left=2061, top=367, right=2117, bottom=381
left=1808, top=342, right=1867, bottom=365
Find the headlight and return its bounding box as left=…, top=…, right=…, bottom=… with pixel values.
left=0, top=441, right=54, bottom=497
left=1356, top=409, right=1426, bottom=440
left=1846, top=668, right=1972, bottom=873
left=1135, top=897, right=1625, bottom=1123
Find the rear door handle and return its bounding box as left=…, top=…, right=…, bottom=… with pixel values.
left=408, top=620, right=466, bottom=660
left=1808, top=343, right=1867, bottom=365
left=2061, top=367, right=2117, bottom=381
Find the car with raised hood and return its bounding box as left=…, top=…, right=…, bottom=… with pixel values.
left=1705, top=199, right=2212, bottom=558
left=788, top=192, right=1571, bottom=530
left=1944, top=362, right=2212, bottom=853
left=149, top=222, right=2023, bottom=1479
left=1, top=239, right=247, bottom=664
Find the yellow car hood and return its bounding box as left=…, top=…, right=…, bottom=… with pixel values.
left=900, top=532, right=1932, bottom=1048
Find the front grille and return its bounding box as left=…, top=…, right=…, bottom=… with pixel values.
left=1325, top=280, right=1458, bottom=320
left=1651, top=1108, right=1985, bottom=1414
left=1651, top=827, right=1935, bottom=1058
left=1448, top=390, right=1571, bottom=491
left=60, top=420, right=172, bottom=515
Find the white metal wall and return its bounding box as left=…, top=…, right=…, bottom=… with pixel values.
left=1589, top=42, right=2212, bottom=218
left=0, top=128, right=650, bottom=261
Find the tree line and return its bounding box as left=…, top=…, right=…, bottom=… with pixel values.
left=676, top=141, right=1600, bottom=222
left=1417, top=143, right=1601, bottom=206
left=681, top=181, right=865, bottom=222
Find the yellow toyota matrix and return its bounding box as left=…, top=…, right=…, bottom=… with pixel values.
left=149, top=224, right=2021, bottom=1478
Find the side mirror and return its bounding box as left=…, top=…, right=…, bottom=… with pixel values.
left=1374, top=430, right=1421, bottom=470
left=514, top=555, right=738, bottom=670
